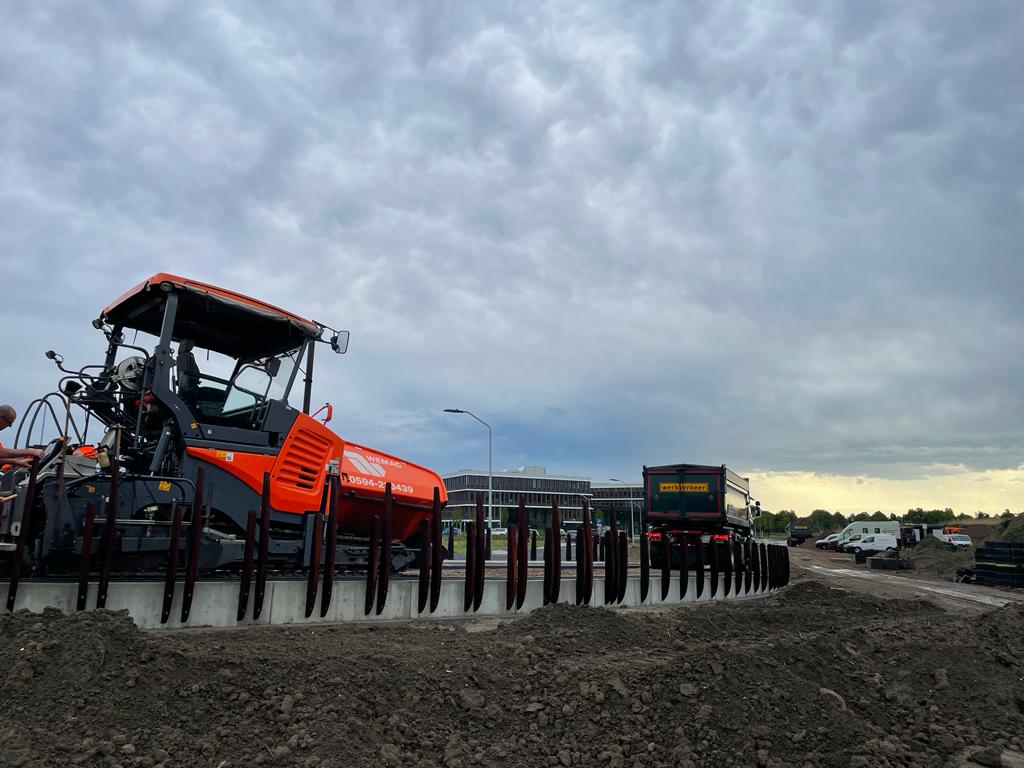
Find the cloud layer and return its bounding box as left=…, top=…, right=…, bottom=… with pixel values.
left=1, top=2, right=1021, bottom=511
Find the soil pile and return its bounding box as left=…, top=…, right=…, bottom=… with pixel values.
left=988, top=513, right=1024, bottom=543
left=2, top=582, right=1024, bottom=768
left=906, top=536, right=974, bottom=577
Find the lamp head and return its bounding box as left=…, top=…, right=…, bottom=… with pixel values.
left=444, top=408, right=465, bottom=414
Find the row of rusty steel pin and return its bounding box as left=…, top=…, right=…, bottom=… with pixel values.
left=456, top=496, right=793, bottom=613
left=36, top=466, right=791, bottom=622
left=648, top=534, right=792, bottom=601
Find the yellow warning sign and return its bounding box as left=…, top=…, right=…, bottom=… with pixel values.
left=157, top=481, right=171, bottom=492
left=658, top=482, right=709, bottom=493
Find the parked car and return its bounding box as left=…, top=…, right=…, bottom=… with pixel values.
left=815, top=533, right=840, bottom=550
left=848, top=533, right=898, bottom=554
left=946, top=534, right=973, bottom=551
left=836, top=534, right=863, bottom=553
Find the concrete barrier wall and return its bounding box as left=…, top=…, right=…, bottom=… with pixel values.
left=0, top=572, right=777, bottom=630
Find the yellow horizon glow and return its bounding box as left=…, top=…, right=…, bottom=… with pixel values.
left=746, top=464, right=1024, bottom=517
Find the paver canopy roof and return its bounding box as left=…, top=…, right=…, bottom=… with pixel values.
left=102, top=273, right=321, bottom=359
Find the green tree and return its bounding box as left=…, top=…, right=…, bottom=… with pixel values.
left=869, top=510, right=888, bottom=522
left=807, top=509, right=834, bottom=532
left=776, top=510, right=797, bottom=530
left=904, top=508, right=927, bottom=524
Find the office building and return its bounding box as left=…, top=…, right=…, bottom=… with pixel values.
left=443, top=466, right=590, bottom=530
left=590, top=482, right=643, bottom=536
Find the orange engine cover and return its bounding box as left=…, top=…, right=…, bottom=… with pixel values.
left=186, top=413, right=447, bottom=542
left=338, top=440, right=447, bottom=541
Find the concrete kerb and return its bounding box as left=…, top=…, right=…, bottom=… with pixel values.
left=1, top=569, right=780, bottom=630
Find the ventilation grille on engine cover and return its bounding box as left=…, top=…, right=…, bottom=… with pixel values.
left=277, top=428, right=332, bottom=490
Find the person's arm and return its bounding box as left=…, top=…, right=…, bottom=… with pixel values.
left=0, top=446, right=43, bottom=460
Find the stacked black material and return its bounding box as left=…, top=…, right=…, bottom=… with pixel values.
left=974, top=541, right=1024, bottom=588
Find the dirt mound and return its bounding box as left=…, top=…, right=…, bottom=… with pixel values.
left=906, top=535, right=975, bottom=577
left=506, top=601, right=660, bottom=652
left=1, top=585, right=1023, bottom=768
left=988, top=513, right=1024, bottom=543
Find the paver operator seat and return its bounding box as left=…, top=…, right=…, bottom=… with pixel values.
left=176, top=339, right=228, bottom=419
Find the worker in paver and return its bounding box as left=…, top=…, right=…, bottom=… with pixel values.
left=0, top=405, right=43, bottom=469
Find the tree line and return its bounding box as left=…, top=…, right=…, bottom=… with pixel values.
left=757, top=507, right=1020, bottom=534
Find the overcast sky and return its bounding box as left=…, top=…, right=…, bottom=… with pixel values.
left=1, top=2, right=1021, bottom=514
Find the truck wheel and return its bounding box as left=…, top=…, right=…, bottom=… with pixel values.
left=853, top=547, right=862, bottom=554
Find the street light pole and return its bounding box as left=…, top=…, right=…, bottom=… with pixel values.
left=444, top=408, right=493, bottom=529
left=609, top=478, right=637, bottom=539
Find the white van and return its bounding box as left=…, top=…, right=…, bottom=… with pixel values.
left=836, top=520, right=900, bottom=544
left=847, top=533, right=898, bottom=554
left=932, top=531, right=972, bottom=549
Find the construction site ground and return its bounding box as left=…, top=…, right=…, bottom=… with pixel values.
left=3, top=551, right=1024, bottom=768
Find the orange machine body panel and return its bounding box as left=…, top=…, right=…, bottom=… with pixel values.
left=187, top=414, right=447, bottom=542
left=186, top=447, right=277, bottom=502
left=338, top=441, right=448, bottom=541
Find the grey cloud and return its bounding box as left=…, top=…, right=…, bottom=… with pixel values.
left=0, top=1, right=1021, bottom=486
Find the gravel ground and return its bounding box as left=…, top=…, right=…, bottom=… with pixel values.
left=1, top=573, right=1023, bottom=768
